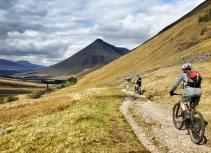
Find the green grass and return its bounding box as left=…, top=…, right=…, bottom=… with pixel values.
left=56, top=81, right=76, bottom=89
left=27, top=90, right=46, bottom=99
left=0, top=88, right=149, bottom=153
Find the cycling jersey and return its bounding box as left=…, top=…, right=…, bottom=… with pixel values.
left=171, top=73, right=201, bottom=104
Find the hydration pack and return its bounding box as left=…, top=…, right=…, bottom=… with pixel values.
left=187, top=71, right=202, bottom=88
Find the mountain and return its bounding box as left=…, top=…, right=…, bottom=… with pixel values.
left=16, top=60, right=34, bottom=66
left=16, top=60, right=45, bottom=70
left=0, top=59, right=45, bottom=75
left=40, top=39, right=129, bottom=77
left=78, top=0, right=211, bottom=87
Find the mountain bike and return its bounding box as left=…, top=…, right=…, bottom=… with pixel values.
left=172, top=93, right=206, bottom=144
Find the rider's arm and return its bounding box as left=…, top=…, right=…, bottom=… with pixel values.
left=171, top=74, right=184, bottom=92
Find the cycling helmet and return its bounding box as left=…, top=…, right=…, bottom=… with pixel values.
left=182, top=63, right=192, bottom=70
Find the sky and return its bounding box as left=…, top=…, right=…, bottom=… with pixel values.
left=0, top=0, right=205, bottom=66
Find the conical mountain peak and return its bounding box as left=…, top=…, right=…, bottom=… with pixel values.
left=41, top=39, right=129, bottom=76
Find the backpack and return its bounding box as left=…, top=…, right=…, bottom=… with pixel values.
left=187, top=71, right=202, bottom=88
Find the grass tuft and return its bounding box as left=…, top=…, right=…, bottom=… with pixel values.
left=28, top=90, right=45, bottom=99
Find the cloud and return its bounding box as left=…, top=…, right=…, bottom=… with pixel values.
left=0, top=0, right=17, bottom=9
left=0, top=0, right=205, bottom=66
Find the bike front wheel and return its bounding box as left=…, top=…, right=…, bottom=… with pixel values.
left=188, top=111, right=205, bottom=144
left=173, top=102, right=184, bottom=130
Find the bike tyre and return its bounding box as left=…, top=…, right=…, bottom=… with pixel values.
left=188, top=111, right=205, bottom=144
left=173, top=102, right=184, bottom=130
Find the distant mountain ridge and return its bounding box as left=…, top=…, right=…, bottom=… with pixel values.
left=0, top=59, right=45, bottom=75
left=39, top=39, right=129, bottom=77
left=16, top=60, right=45, bottom=70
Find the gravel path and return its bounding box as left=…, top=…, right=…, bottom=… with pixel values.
left=120, top=89, right=211, bottom=153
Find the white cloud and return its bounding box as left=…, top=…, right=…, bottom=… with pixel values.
left=0, top=0, right=205, bottom=66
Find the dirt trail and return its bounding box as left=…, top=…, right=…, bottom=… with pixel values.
left=120, top=89, right=211, bottom=153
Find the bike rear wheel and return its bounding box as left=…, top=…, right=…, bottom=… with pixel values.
left=173, top=102, right=184, bottom=130
left=188, top=111, right=205, bottom=144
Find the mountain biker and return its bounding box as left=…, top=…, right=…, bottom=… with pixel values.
left=169, top=63, right=202, bottom=123
left=134, top=73, right=143, bottom=94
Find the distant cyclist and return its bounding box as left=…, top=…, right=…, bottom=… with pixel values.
left=169, top=63, right=202, bottom=123
left=134, top=73, right=143, bottom=95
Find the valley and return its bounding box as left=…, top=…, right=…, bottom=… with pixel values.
left=0, top=1, right=211, bottom=153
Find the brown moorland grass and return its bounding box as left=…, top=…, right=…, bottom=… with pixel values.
left=0, top=90, right=78, bottom=125
left=0, top=88, right=44, bottom=95
left=0, top=88, right=149, bottom=153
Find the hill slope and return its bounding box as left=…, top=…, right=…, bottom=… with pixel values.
left=16, top=60, right=45, bottom=70
left=78, top=0, right=211, bottom=87
left=40, top=39, right=129, bottom=77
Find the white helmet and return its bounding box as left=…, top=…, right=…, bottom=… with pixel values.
left=182, top=63, right=192, bottom=70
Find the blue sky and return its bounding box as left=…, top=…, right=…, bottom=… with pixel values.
left=0, top=0, right=205, bottom=66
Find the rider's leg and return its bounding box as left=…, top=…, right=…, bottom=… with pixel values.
left=180, top=101, right=190, bottom=122
left=180, top=101, right=186, bottom=111
left=180, top=89, right=192, bottom=122
left=191, top=97, right=200, bottom=113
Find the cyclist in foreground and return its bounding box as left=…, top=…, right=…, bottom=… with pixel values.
left=169, top=63, right=202, bottom=123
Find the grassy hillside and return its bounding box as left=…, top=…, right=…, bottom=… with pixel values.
left=77, top=0, right=211, bottom=87
left=0, top=87, right=149, bottom=153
